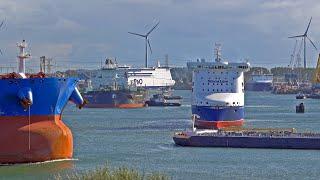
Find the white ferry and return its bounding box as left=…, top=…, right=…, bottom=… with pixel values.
left=91, top=58, right=175, bottom=89
left=190, top=44, right=250, bottom=129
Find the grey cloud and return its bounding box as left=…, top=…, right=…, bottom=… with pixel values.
left=0, top=0, right=320, bottom=69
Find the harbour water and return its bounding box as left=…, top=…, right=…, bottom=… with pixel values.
left=1, top=91, right=320, bottom=179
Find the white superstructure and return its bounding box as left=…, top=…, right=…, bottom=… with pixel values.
left=249, top=74, right=273, bottom=83
left=127, top=67, right=175, bottom=88
left=90, top=58, right=175, bottom=89
left=192, top=61, right=250, bottom=107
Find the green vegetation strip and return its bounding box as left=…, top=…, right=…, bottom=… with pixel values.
left=55, top=165, right=169, bottom=180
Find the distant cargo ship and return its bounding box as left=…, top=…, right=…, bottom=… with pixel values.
left=245, top=74, right=273, bottom=91
left=190, top=44, right=250, bottom=129
left=83, top=88, right=147, bottom=108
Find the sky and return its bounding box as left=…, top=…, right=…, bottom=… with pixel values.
left=0, top=0, right=320, bottom=71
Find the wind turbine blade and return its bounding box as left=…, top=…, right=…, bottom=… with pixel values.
left=307, top=36, right=317, bottom=50
left=288, top=35, right=305, bottom=38
left=146, top=21, right=160, bottom=36
left=305, top=17, right=312, bottom=35
left=147, top=39, right=152, bottom=54
left=128, top=32, right=146, bottom=37
left=0, top=20, right=4, bottom=29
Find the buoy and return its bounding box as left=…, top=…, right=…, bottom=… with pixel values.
left=296, top=103, right=305, bottom=113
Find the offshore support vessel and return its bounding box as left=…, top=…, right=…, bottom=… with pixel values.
left=189, top=44, right=250, bottom=129
left=0, top=40, right=85, bottom=164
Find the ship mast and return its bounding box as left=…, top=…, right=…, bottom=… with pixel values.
left=17, top=40, right=31, bottom=74
left=214, top=43, right=222, bottom=62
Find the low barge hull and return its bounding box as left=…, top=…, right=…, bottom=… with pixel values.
left=173, top=136, right=320, bottom=150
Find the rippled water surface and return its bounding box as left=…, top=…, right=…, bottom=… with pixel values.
left=1, top=91, right=320, bottom=179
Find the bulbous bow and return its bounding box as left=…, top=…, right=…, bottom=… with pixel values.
left=69, top=87, right=86, bottom=109
left=17, top=87, right=33, bottom=109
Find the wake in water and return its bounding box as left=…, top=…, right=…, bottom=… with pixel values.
left=0, top=158, right=78, bottom=166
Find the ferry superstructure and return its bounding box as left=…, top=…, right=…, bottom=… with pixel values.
left=191, top=44, right=250, bottom=129
left=90, top=58, right=175, bottom=90
left=126, top=66, right=175, bottom=88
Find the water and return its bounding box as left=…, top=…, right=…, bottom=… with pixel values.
left=1, top=91, right=320, bottom=179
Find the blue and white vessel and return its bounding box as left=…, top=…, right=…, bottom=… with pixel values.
left=190, top=44, right=250, bottom=129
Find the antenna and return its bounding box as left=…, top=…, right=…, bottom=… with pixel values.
left=214, top=43, right=222, bottom=62
left=288, top=17, right=317, bottom=69
left=128, top=20, right=160, bottom=68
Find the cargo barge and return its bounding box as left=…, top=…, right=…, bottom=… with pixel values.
left=173, top=127, right=320, bottom=149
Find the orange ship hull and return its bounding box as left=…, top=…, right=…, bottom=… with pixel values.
left=0, top=115, right=72, bottom=164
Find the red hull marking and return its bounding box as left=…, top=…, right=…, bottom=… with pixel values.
left=0, top=115, right=73, bottom=164
left=195, top=119, right=244, bottom=129
left=85, top=103, right=145, bottom=109
left=117, top=103, right=145, bottom=108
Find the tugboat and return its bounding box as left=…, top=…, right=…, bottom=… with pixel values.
left=0, top=40, right=85, bottom=164
left=296, top=93, right=306, bottom=99
left=145, top=90, right=182, bottom=106
left=189, top=43, right=250, bottom=129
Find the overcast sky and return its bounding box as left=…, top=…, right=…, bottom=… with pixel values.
left=0, top=0, right=320, bottom=71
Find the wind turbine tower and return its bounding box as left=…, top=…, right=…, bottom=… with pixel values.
left=128, top=21, right=160, bottom=68
left=289, top=17, right=317, bottom=69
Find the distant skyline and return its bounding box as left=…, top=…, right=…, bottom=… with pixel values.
left=0, top=0, right=320, bottom=71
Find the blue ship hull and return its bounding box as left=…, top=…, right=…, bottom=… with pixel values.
left=0, top=76, right=84, bottom=164
left=0, top=77, right=82, bottom=116
left=173, top=135, right=320, bottom=149
left=192, top=106, right=244, bottom=128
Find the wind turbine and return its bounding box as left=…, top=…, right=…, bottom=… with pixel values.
left=128, top=21, right=160, bottom=68
left=289, top=17, right=317, bottom=69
